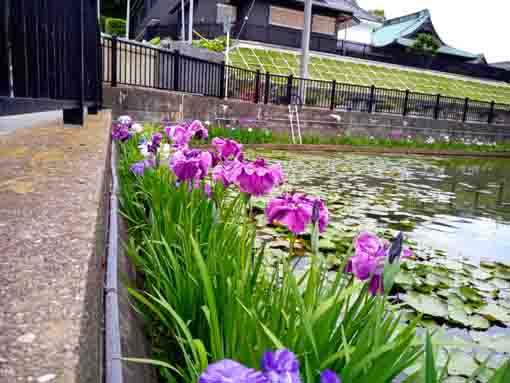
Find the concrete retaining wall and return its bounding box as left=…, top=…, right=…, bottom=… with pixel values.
left=103, top=86, right=510, bottom=143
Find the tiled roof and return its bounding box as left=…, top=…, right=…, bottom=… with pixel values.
left=491, top=62, right=510, bottom=70
left=372, top=9, right=481, bottom=59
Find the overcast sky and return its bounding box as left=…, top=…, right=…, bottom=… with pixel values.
left=358, top=0, right=510, bottom=63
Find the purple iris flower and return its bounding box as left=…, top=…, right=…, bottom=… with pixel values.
left=265, top=192, right=328, bottom=235
left=212, top=160, right=243, bottom=187
left=345, top=232, right=413, bottom=295
left=320, top=370, right=341, bottom=383
left=212, top=137, right=243, bottom=160
left=199, top=359, right=268, bottom=383
left=147, top=133, right=163, bottom=154
left=112, top=123, right=131, bottom=142
left=170, top=149, right=212, bottom=181
left=235, top=158, right=283, bottom=197
left=188, top=120, right=209, bottom=140
left=298, top=194, right=329, bottom=233
left=130, top=159, right=155, bottom=176
left=165, top=124, right=193, bottom=148
left=261, top=349, right=301, bottom=383
left=118, top=115, right=133, bottom=125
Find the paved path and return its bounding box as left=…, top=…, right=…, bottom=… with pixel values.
left=0, top=111, right=111, bottom=382
left=0, top=111, right=63, bottom=136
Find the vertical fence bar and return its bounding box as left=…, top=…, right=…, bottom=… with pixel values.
left=254, top=70, right=261, bottom=104
left=330, top=80, right=337, bottom=111
left=264, top=71, right=270, bottom=104
left=433, top=94, right=441, bottom=120
left=488, top=101, right=495, bottom=124
left=111, top=37, right=117, bottom=87
left=0, top=0, right=10, bottom=96
left=462, top=98, right=469, bottom=122
left=219, top=62, right=226, bottom=98
left=173, top=50, right=180, bottom=91
left=368, top=85, right=375, bottom=113
left=403, top=90, right=409, bottom=116
left=286, top=74, right=293, bottom=105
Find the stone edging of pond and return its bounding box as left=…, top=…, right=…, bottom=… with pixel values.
left=238, top=144, right=510, bottom=159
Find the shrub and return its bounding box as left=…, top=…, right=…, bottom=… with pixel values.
left=193, top=36, right=228, bottom=53
left=105, top=17, right=126, bottom=37
left=149, top=36, right=161, bottom=46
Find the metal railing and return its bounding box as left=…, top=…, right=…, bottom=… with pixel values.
left=102, top=36, right=510, bottom=125
left=143, top=23, right=510, bottom=84
left=0, top=0, right=102, bottom=123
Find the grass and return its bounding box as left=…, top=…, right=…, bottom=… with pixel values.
left=207, top=124, right=510, bottom=153
left=229, top=46, right=510, bottom=105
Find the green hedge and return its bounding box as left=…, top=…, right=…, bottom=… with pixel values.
left=100, top=15, right=107, bottom=32
left=105, top=17, right=126, bottom=37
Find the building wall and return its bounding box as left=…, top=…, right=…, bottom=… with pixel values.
left=340, top=20, right=381, bottom=45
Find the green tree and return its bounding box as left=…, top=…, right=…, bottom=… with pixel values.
left=369, top=9, right=386, bottom=21
left=408, top=33, right=440, bottom=57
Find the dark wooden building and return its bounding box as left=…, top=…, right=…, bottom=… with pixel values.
left=130, top=0, right=361, bottom=51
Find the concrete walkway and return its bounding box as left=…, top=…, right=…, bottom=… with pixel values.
left=0, top=111, right=111, bottom=382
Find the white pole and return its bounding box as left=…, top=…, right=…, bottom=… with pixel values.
left=300, top=0, right=312, bottom=80
left=125, top=0, right=130, bottom=38
left=299, top=0, right=312, bottom=102
left=225, top=27, right=230, bottom=99
left=181, top=0, right=185, bottom=41
left=97, top=0, right=101, bottom=21
left=188, top=0, right=194, bottom=44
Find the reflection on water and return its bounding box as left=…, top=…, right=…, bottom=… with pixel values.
left=264, top=151, right=510, bottom=262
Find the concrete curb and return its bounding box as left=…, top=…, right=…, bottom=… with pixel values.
left=105, top=141, right=123, bottom=383
left=240, top=144, right=510, bottom=159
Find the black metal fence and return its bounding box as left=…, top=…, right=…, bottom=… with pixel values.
left=0, top=0, right=102, bottom=123
left=145, top=23, right=510, bottom=84
left=102, top=36, right=510, bottom=125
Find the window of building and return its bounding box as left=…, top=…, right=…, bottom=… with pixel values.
left=312, top=15, right=336, bottom=35
left=217, top=4, right=238, bottom=24
left=150, top=0, right=157, bottom=8
left=269, top=6, right=304, bottom=30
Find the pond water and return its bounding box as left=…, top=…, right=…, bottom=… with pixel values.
left=262, top=151, right=510, bottom=263
left=251, top=150, right=510, bottom=345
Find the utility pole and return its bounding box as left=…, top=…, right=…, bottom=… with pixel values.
left=126, top=0, right=131, bottom=38
left=97, top=0, right=101, bottom=21
left=188, top=0, right=194, bottom=44
left=300, top=0, right=312, bottom=79
left=181, top=0, right=185, bottom=41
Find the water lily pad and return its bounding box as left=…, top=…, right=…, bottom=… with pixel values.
left=448, top=351, right=478, bottom=376
left=318, top=238, right=337, bottom=250
left=469, top=315, right=490, bottom=330
left=400, top=291, right=448, bottom=318
left=476, top=303, right=510, bottom=324
left=458, top=286, right=484, bottom=304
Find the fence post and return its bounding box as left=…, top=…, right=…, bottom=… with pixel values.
left=254, top=70, right=261, bottom=104
left=368, top=85, right=375, bottom=113
left=219, top=62, right=226, bottom=99
left=63, top=0, right=85, bottom=125
left=286, top=74, right=293, bottom=105
left=111, top=37, right=117, bottom=87
left=488, top=101, right=495, bottom=124
left=403, top=90, right=410, bottom=116
left=173, top=50, right=180, bottom=91
left=433, top=94, right=441, bottom=119
left=264, top=71, right=270, bottom=104
left=330, top=80, right=337, bottom=111
left=462, top=98, right=469, bottom=122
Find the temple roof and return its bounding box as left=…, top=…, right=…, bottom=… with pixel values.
left=372, top=9, right=481, bottom=60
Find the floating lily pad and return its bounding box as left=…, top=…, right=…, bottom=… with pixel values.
left=458, top=286, right=484, bottom=304
left=400, top=291, right=448, bottom=318
left=476, top=303, right=510, bottom=324
left=448, top=351, right=479, bottom=376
